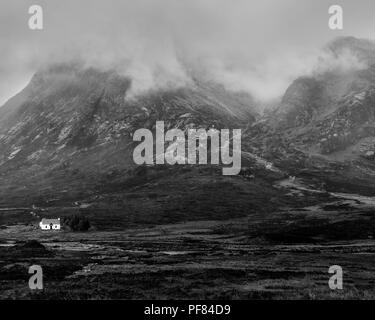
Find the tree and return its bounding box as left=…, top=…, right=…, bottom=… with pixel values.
left=62, top=214, right=91, bottom=231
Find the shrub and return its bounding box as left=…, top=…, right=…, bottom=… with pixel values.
left=62, top=214, right=91, bottom=231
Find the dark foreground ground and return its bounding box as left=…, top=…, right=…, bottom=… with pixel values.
left=0, top=162, right=375, bottom=299
left=1, top=167, right=375, bottom=300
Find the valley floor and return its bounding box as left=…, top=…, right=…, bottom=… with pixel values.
left=1, top=178, right=375, bottom=300
left=0, top=205, right=375, bottom=299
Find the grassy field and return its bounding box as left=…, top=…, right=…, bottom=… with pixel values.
left=1, top=219, right=375, bottom=299
left=1, top=166, right=375, bottom=299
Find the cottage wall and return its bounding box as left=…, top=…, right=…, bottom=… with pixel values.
left=39, top=220, right=61, bottom=230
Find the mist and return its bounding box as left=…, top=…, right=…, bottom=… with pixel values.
left=1, top=0, right=375, bottom=105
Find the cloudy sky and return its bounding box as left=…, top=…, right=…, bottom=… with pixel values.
left=1, top=0, right=375, bottom=105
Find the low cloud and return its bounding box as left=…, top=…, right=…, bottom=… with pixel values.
left=204, top=47, right=367, bottom=102
left=0, top=0, right=374, bottom=105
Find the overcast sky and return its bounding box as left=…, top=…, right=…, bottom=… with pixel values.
left=1, top=0, right=375, bottom=105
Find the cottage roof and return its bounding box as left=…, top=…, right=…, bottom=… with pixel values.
left=41, top=218, right=60, bottom=225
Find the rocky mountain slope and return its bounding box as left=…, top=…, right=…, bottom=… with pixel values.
left=0, top=62, right=262, bottom=217
left=2, top=36, right=375, bottom=218
left=244, top=37, right=375, bottom=194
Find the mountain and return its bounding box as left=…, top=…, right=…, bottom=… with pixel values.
left=0, top=62, right=273, bottom=225
left=0, top=64, right=257, bottom=174
left=248, top=37, right=375, bottom=194
left=3, top=36, right=375, bottom=224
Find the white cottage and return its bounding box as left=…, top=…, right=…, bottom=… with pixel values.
left=39, top=218, right=61, bottom=230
